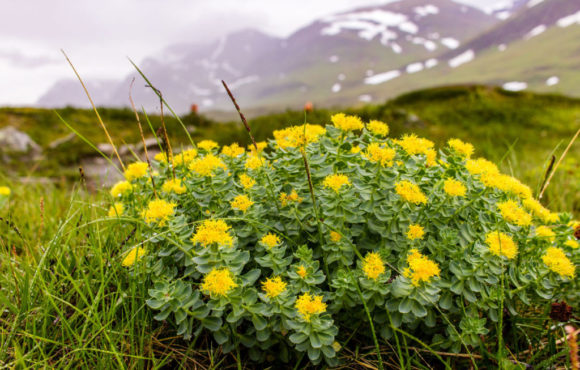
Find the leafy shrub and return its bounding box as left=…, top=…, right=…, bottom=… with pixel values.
left=109, top=114, right=578, bottom=366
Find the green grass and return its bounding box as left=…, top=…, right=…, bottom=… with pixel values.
left=0, top=85, right=578, bottom=367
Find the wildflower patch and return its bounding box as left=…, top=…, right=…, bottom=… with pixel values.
left=111, top=114, right=578, bottom=366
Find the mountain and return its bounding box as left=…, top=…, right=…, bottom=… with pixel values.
left=36, top=0, right=580, bottom=113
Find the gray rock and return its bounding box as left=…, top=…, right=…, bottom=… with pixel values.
left=0, top=126, right=41, bottom=153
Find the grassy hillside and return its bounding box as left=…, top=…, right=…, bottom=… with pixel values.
left=0, top=85, right=578, bottom=214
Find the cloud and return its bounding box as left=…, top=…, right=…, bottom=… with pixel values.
left=0, top=49, right=61, bottom=68
left=0, top=0, right=496, bottom=104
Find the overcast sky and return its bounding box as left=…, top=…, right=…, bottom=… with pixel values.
left=0, top=0, right=495, bottom=105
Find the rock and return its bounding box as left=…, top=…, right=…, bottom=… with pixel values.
left=0, top=126, right=42, bottom=161
left=0, top=126, right=41, bottom=153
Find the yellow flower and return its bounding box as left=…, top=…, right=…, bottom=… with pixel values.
left=564, top=240, right=578, bottom=249
left=201, top=268, right=238, bottom=297
left=364, top=143, right=396, bottom=167
left=221, top=143, right=245, bottom=157
left=0, top=186, right=11, bottom=196
left=189, top=154, right=227, bottom=176
left=261, top=233, right=280, bottom=248
left=535, top=225, right=555, bottom=243
left=485, top=231, right=518, bottom=259
left=443, top=178, right=467, bottom=197
left=497, top=200, right=532, bottom=227
left=110, top=181, right=133, bottom=198
left=407, top=224, right=425, bottom=240
left=448, top=138, right=474, bottom=158
left=173, top=148, right=198, bottom=166
left=351, top=145, right=361, bottom=154
left=367, top=120, right=389, bottom=136
left=124, top=162, right=149, bottom=181
left=162, top=178, right=186, bottom=194
left=295, top=292, right=327, bottom=321
left=297, top=265, right=307, bottom=278
left=122, top=246, right=146, bottom=267
left=239, top=173, right=256, bottom=189
left=542, top=247, right=575, bottom=278
left=261, top=276, right=287, bottom=298
left=141, top=199, right=176, bottom=226
left=280, top=190, right=303, bottom=206
left=465, top=158, right=499, bottom=176
left=108, top=202, right=124, bottom=217
left=323, top=174, right=350, bottom=193
left=425, top=148, right=437, bottom=167
left=402, top=249, right=440, bottom=286
left=362, top=252, right=385, bottom=280
left=273, top=124, right=326, bottom=149
left=331, top=113, right=364, bottom=131
left=192, top=219, right=233, bottom=247
left=154, top=152, right=172, bottom=163
left=522, top=197, right=557, bottom=223
left=330, top=231, right=342, bottom=242
left=197, top=140, right=218, bottom=151
left=395, top=180, right=427, bottom=205
left=230, top=194, right=254, bottom=212
left=248, top=141, right=268, bottom=154
left=483, top=174, right=533, bottom=199
left=245, top=155, right=265, bottom=170
left=394, top=134, right=434, bottom=156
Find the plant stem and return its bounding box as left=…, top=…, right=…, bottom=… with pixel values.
left=353, top=276, right=384, bottom=370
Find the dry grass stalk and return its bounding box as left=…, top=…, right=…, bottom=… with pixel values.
left=61, top=50, right=125, bottom=171
left=129, top=79, right=158, bottom=198
left=539, top=126, right=580, bottom=199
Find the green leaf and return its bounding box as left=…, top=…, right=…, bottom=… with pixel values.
left=289, top=332, right=308, bottom=344
left=398, top=298, right=412, bottom=314
left=252, top=315, right=267, bottom=331
left=202, top=316, right=222, bottom=331
left=411, top=300, right=427, bottom=317
left=450, top=279, right=464, bottom=294
left=310, top=332, right=322, bottom=349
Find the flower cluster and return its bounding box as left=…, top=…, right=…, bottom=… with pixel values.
left=111, top=112, right=577, bottom=366
left=323, top=174, right=350, bottom=193
left=402, top=249, right=441, bottom=286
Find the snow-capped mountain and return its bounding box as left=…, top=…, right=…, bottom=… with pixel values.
left=37, top=0, right=580, bottom=113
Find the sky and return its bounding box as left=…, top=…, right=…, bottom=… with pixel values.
left=0, top=0, right=496, bottom=105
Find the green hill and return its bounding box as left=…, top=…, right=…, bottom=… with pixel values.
left=1, top=85, right=578, bottom=214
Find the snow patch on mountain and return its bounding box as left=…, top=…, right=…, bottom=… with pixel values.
left=425, top=58, right=438, bottom=68
left=557, top=11, right=580, bottom=28
left=502, top=81, right=527, bottom=91
left=441, top=37, right=460, bottom=49
left=414, top=5, right=439, bottom=18
left=406, top=62, right=424, bottom=73
left=391, top=43, right=402, bottom=53
left=527, top=0, right=545, bottom=7
left=411, top=37, right=437, bottom=51
left=496, top=11, right=511, bottom=20
left=364, top=70, right=401, bottom=85
left=449, top=50, right=474, bottom=68
left=227, top=76, right=259, bottom=90
left=546, top=76, right=559, bottom=86
left=525, top=25, right=546, bottom=39
left=359, top=94, right=372, bottom=102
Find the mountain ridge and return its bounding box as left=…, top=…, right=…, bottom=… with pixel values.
left=36, top=0, right=580, bottom=113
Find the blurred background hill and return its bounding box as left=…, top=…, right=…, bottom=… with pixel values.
left=31, top=0, right=580, bottom=113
